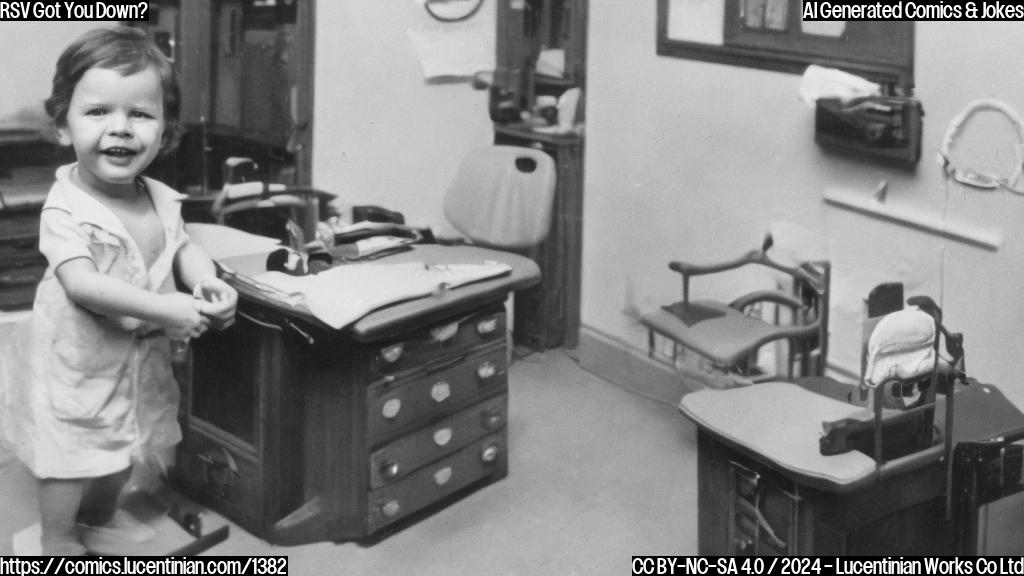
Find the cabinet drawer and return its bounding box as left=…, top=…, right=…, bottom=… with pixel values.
left=367, top=345, right=507, bottom=442
left=367, top=431, right=507, bottom=533
left=369, top=394, right=506, bottom=489
left=0, top=258, right=45, bottom=311
left=371, top=307, right=505, bottom=375
left=0, top=210, right=42, bottom=243
left=176, top=427, right=263, bottom=532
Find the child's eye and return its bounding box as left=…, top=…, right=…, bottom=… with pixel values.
left=85, top=108, right=106, bottom=116
left=130, top=110, right=153, bottom=120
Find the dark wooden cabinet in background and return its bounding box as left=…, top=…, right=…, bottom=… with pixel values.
left=0, top=138, right=73, bottom=311
left=132, top=0, right=315, bottom=194
left=493, top=0, right=587, bottom=350
left=496, top=126, right=583, bottom=351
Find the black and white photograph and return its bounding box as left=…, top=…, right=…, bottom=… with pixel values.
left=2, top=0, right=1024, bottom=572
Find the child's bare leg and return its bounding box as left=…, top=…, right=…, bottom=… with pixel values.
left=38, top=477, right=87, bottom=556
left=78, top=466, right=155, bottom=544
left=77, top=467, right=131, bottom=526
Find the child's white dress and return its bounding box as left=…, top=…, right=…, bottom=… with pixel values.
left=4, top=163, right=190, bottom=479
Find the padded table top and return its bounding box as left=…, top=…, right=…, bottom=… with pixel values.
left=680, top=380, right=1024, bottom=494
left=679, top=382, right=877, bottom=491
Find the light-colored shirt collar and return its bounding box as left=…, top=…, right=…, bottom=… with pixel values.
left=44, top=163, right=185, bottom=238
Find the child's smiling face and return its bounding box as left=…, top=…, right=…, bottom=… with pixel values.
left=58, top=66, right=165, bottom=197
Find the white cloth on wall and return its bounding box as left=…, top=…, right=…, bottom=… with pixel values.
left=406, top=8, right=496, bottom=79
left=799, top=65, right=881, bottom=107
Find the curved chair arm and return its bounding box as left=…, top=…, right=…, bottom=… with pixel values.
left=668, top=249, right=763, bottom=277
left=740, top=322, right=822, bottom=354
left=218, top=195, right=311, bottom=219
left=211, top=184, right=336, bottom=224
left=729, top=290, right=805, bottom=313
left=211, top=182, right=288, bottom=218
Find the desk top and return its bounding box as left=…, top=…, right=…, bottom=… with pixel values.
left=218, top=244, right=541, bottom=342
left=680, top=380, right=1024, bottom=495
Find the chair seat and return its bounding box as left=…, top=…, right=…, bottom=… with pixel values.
left=641, top=299, right=807, bottom=367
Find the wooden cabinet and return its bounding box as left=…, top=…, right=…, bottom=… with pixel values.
left=495, top=126, right=582, bottom=350
left=493, top=0, right=587, bottom=350
left=697, top=429, right=952, bottom=555
left=0, top=206, right=48, bottom=311
left=173, top=287, right=512, bottom=544
left=0, top=138, right=73, bottom=311
left=495, top=0, right=587, bottom=114
left=132, top=0, right=314, bottom=193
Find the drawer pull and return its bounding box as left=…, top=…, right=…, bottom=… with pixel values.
left=433, top=467, right=453, bottom=486
left=381, top=499, right=401, bottom=517
left=382, top=398, right=402, bottom=419
left=430, top=321, right=459, bottom=342
left=380, top=460, right=401, bottom=480
left=482, top=408, right=503, bottom=430
left=476, top=361, right=497, bottom=381
left=481, top=443, right=500, bottom=463
left=476, top=317, right=499, bottom=335
left=431, top=381, right=451, bottom=402
left=380, top=343, right=404, bottom=364
left=0, top=269, right=40, bottom=286
left=433, top=427, right=453, bottom=446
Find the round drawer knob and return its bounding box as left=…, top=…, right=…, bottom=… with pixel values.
left=476, top=317, right=498, bottom=335
left=431, top=381, right=451, bottom=402
left=382, top=398, right=402, bottom=419
left=481, top=443, right=500, bottom=463
left=476, top=361, right=496, bottom=380
left=433, top=467, right=453, bottom=486
left=380, top=343, right=404, bottom=364
left=482, top=408, right=503, bottom=430
left=381, top=499, right=401, bottom=517
left=433, top=427, right=453, bottom=446
left=380, top=460, right=400, bottom=480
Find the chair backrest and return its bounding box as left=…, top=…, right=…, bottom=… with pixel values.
left=443, top=145, right=557, bottom=249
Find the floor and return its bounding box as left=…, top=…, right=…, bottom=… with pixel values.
left=0, top=349, right=700, bottom=573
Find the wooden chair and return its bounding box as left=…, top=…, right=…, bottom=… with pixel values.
left=640, top=234, right=830, bottom=385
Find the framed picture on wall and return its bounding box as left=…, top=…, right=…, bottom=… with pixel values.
left=656, top=0, right=914, bottom=90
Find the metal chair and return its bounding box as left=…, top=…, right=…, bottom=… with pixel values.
left=641, top=234, right=830, bottom=386
left=210, top=182, right=335, bottom=245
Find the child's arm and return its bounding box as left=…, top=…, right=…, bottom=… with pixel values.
left=174, top=240, right=238, bottom=328
left=56, top=257, right=210, bottom=340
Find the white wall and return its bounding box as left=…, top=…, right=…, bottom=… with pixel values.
left=311, top=5, right=1024, bottom=405
left=312, top=1, right=496, bottom=236
left=0, top=22, right=104, bottom=128
left=584, top=10, right=1024, bottom=405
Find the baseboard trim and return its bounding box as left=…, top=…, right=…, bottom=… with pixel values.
left=577, top=325, right=700, bottom=406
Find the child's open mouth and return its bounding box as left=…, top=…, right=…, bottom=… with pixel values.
left=102, top=147, right=137, bottom=158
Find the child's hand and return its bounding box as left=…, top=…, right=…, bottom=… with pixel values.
left=161, top=292, right=211, bottom=340
left=193, top=276, right=238, bottom=330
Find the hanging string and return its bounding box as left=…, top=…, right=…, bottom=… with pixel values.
left=935, top=99, right=1024, bottom=308
left=424, top=0, right=486, bottom=23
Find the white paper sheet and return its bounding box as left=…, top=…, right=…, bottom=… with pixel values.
left=407, top=8, right=495, bottom=79
left=184, top=223, right=282, bottom=261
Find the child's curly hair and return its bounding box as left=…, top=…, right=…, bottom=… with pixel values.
left=45, top=26, right=182, bottom=153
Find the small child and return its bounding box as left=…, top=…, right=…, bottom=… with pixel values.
left=9, top=26, right=237, bottom=555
